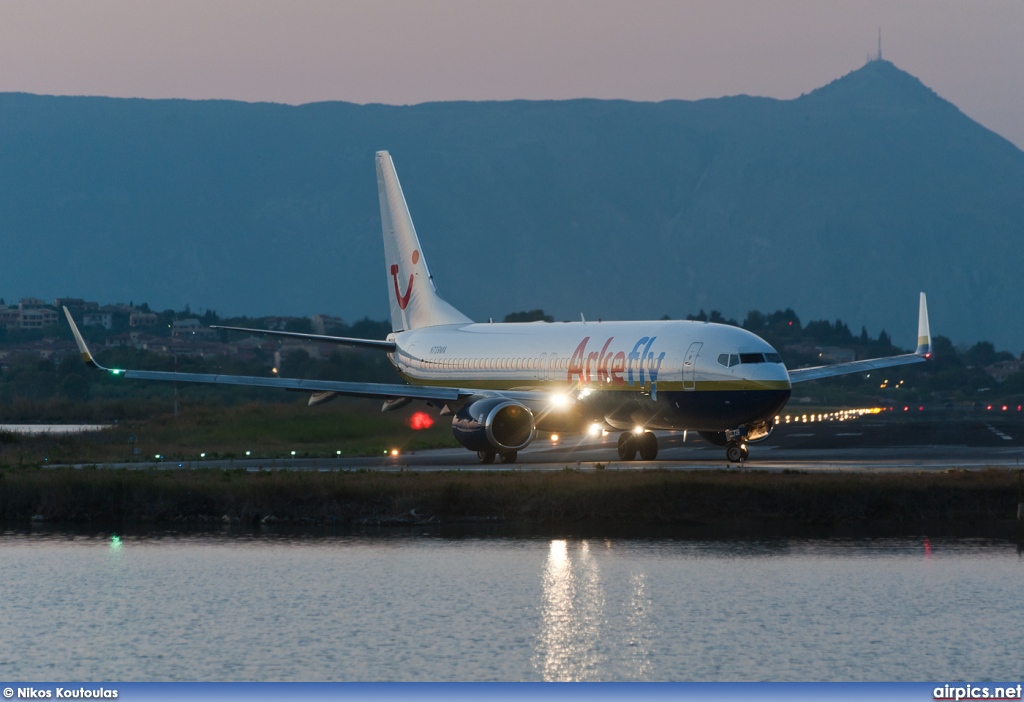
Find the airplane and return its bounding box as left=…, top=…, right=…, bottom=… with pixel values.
left=63, top=151, right=932, bottom=464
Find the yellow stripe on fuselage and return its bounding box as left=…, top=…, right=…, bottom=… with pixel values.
left=396, top=372, right=790, bottom=393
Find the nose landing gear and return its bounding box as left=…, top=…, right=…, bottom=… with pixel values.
left=725, top=442, right=748, bottom=463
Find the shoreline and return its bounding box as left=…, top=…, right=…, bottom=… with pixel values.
left=2, top=466, right=1022, bottom=535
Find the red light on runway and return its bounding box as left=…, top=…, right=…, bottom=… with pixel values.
left=408, top=412, right=434, bottom=430
left=903, top=406, right=909, bottom=412
left=918, top=406, right=923, bottom=411
left=987, top=405, right=993, bottom=411
left=1002, top=405, right=1008, bottom=411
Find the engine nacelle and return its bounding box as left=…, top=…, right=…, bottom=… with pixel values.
left=452, top=398, right=536, bottom=452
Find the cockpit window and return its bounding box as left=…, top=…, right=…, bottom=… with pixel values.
left=726, top=352, right=782, bottom=365
left=720, top=354, right=742, bottom=367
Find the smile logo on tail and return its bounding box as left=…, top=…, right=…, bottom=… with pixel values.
left=390, top=250, right=419, bottom=311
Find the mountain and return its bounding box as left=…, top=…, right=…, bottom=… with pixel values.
left=2, top=60, right=1023, bottom=350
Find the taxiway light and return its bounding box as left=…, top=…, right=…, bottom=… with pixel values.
left=336, top=450, right=342, bottom=455
left=390, top=448, right=400, bottom=457
left=200, top=452, right=206, bottom=458
left=154, top=454, right=162, bottom=459
left=272, top=367, right=278, bottom=374
left=291, top=450, right=297, bottom=456
left=246, top=451, right=251, bottom=456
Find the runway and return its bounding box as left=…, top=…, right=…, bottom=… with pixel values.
left=70, top=413, right=1024, bottom=473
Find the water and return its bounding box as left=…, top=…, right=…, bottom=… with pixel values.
left=0, top=531, right=1020, bottom=681
left=0, top=424, right=111, bottom=435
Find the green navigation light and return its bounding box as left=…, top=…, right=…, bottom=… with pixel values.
left=110, top=535, right=122, bottom=551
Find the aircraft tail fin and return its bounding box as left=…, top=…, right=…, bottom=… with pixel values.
left=916, top=292, right=931, bottom=357
left=376, top=151, right=472, bottom=332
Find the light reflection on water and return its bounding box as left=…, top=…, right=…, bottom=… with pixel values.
left=0, top=532, right=1020, bottom=681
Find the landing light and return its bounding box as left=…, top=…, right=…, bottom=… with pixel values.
left=550, top=393, right=570, bottom=408
left=390, top=448, right=400, bottom=457
left=633, top=426, right=644, bottom=435
left=587, top=424, right=601, bottom=437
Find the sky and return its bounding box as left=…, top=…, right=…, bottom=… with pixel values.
left=1, top=1, right=1023, bottom=149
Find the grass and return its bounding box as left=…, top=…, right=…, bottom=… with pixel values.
left=1, top=466, right=1020, bottom=529
left=0, top=398, right=459, bottom=464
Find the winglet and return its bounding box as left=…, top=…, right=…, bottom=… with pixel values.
left=63, top=306, right=104, bottom=369
left=915, top=292, right=932, bottom=357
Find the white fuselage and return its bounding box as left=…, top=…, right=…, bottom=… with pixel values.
left=388, top=319, right=792, bottom=432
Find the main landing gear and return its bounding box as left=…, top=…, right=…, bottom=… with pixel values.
left=477, top=449, right=518, bottom=464
left=725, top=442, right=748, bottom=463
left=617, top=431, right=658, bottom=461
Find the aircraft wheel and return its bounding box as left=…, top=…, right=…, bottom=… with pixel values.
left=617, top=433, right=637, bottom=461
left=638, top=431, right=658, bottom=460
left=477, top=450, right=496, bottom=464
left=725, top=443, right=744, bottom=463
left=498, top=450, right=518, bottom=464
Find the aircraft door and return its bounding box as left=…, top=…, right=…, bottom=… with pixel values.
left=682, top=342, right=702, bottom=391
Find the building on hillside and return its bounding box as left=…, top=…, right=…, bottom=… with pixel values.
left=985, top=358, right=1024, bottom=383
left=82, top=312, right=114, bottom=330
left=130, top=311, right=158, bottom=327
left=54, top=298, right=99, bottom=316
left=18, top=307, right=59, bottom=329
left=172, top=318, right=216, bottom=340
left=312, top=314, right=345, bottom=335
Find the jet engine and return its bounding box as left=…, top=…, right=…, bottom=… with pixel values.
left=452, top=397, right=536, bottom=453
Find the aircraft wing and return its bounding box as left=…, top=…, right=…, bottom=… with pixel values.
left=209, top=325, right=396, bottom=351
left=788, top=293, right=932, bottom=384
left=64, top=308, right=460, bottom=403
